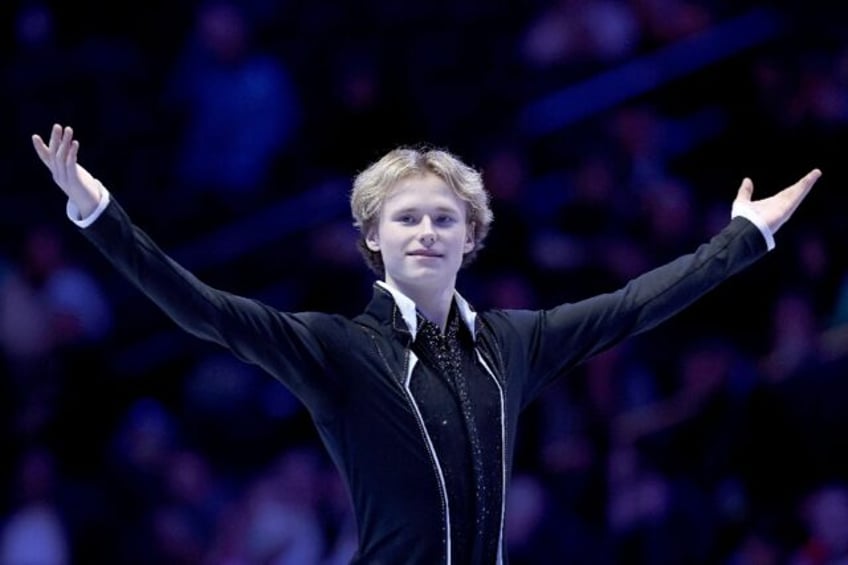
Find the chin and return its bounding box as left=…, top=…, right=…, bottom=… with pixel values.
left=400, top=270, right=452, bottom=287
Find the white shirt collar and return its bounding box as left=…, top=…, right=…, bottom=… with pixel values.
left=376, top=280, right=477, bottom=341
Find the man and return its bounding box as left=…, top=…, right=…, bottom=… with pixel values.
left=33, top=124, right=819, bottom=563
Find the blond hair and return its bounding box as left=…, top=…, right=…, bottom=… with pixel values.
left=350, top=146, right=493, bottom=275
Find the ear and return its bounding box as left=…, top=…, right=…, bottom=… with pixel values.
left=464, top=222, right=476, bottom=253
left=365, top=228, right=380, bottom=252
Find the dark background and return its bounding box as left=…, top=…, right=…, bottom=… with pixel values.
left=2, top=1, right=848, bottom=563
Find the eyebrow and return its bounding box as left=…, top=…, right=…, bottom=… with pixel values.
left=391, top=206, right=461, bottom=214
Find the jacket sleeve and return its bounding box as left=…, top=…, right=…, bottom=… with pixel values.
left=497, top=216, right=769, bottom=407
left=78, top=197, right=342, bottom=411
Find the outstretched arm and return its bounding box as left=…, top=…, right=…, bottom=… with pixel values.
left=30, top=123, right=342, bottom=408
left=32, top=124, right=103, bottom=218
left=512, top=169, right=822, bottom=404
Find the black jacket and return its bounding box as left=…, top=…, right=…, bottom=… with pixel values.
left=81, top=198, right=768, bottom=564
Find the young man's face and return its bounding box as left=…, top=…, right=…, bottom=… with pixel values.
left=366, top=173, right=474, bottom=297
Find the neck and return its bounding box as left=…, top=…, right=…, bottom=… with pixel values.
left=384, top=279, right=455, bottom=331
left=416, top=292, right=454, bottom=332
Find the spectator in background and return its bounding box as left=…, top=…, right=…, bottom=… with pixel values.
left=790, top=484, right=848, bottom=565
left=0, top=223, right=112, bottom=439
left=0, top=447, right=70, bottom=565
left=467, top=141, right=539, bottom=310
left=164, top=0, right=301, bottom=220
left=630, top=0, right=716, bottom=46
left=207, top=448, right=326, bottom=564
left=4, top=3, right=72, bottom=153
left=520, top=0, right=640, bottom=71
left=0, top=223, right=112, bottom=359
left=146, top=449, right=226, bottom=565
left=107, top=397, right=182, bottom=561
left=304, top=41, right=416, bottom=176
left=21, top=224, right=113, bottom=348
left=726, top=526, right=785, bottom=565
left=759, top=289, right=822, bottom=384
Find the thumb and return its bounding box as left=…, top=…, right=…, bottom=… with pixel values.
left=735, top=177, right=754, bottom=204
left=32, top=134, right=50, bottom=166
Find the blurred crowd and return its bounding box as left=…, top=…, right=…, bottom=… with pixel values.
left=2, top=0, right=848, bottom=563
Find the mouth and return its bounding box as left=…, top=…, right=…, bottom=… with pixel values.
left=407, top=250, right=443, bottom=258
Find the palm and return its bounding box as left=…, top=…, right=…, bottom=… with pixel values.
left=733, top=169, right=821, bottom=233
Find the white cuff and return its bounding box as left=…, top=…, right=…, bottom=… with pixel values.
left=67, top=185, right=111, bottom=228
left=731, top=201, right=775, bottom=251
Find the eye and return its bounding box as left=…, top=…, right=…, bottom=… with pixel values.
left=397, top=214, right=416, bottom=224
left=435, top=215, right=456, bottom=225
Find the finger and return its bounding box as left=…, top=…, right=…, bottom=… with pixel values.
left=735, top=177, right=754, bottom=203
left=63, top=128, right=78, bottom=176
left=31, top=134, right=51, bottom=165
left=786, top=168, right=821, bottom=206
left=62, top=125, right=74, bottom=147
left=801, top=168, right=822, bottom=189
left=54, top=127, right=75, bottom=185
left=55, top=126, right=73, bottom=167
left=777, top=168, right=821, bottom=223
left=67, top=139, right=79, bottom=168
left=47, top=124, right=62, bottom=158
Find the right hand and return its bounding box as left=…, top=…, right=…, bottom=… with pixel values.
left=32, top=124, right=103, bottom=218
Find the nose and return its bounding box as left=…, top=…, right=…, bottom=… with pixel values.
left=419, top=216, right=436, bottom=246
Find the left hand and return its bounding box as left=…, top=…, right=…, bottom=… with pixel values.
left=733, top=169, right=821, bottom=234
